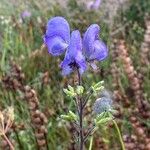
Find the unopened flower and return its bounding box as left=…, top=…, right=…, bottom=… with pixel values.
left=83, top=24, right=108, bottom=62
left=43, top=17, right=70, bottom=56
left=61, top=30, right=86, bottom=75
left=93, top=97, right=112, bottom=114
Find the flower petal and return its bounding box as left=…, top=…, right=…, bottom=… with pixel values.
left=44, top=36, right=68, bottom=56
left=83, top=24, right=100, bottom=59
left=45, top=16, right=70, bottom=43
left=78, top=60, right=87, bottom=74
left=68, top=30, right=82, bottom=58
left=89, top=40, right=108, bottom=61
left=70, top=30, right=86, bottom=74
left=83, top=24, right=108, bottom=61
left=75, top=52, right=87, bottom=74
left=61, top=30, right=86, bottom=75
left=62, top=65, right=73, bottom=75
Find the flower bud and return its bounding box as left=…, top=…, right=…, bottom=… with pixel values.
left=76, top=86, right=84, bottom=95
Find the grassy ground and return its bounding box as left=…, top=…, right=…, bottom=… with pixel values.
left=0, top=0, right=150, bottom=149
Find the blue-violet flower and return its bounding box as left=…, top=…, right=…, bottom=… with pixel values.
left=61, top=30, right=86, bottom=75
left=43, top=17, right=70, bottom=56
left=83, top=24, right=108, bottom=62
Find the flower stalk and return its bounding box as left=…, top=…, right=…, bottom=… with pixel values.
left=108, top=112, right=125, bottom=150
left=112, top=119, right=125, bottom=150
left=77, top=69, right=84, bottom=150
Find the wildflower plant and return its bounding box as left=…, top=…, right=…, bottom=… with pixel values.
left=44, top=16, right=124, bottom=150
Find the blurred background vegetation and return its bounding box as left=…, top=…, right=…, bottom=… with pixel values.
left=0, top=0, right=150, bottom=149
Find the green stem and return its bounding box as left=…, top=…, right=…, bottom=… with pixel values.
left=89, top=136, right=93, bottom=150
left=112, top=119, right=125, bottom=150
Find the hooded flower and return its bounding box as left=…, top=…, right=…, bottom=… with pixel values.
left=61, top=30, right=86, bottom=75
left=43, top=17, right=70, bottom=56
left=83, top=24, right=108, bottom=62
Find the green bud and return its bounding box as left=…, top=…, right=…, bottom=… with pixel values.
left=94, top=81, right=104, bottom=89
left=60, top=115, right=72, bottom=121
left=95, top=86, right=104, bottom=92
left=61, top=111, right=77, bottom=122
left=63, top=88, right=76, bottom=97
left=91, top=81, right=104, bottom=93
left=96, top=117, right=112, bottom=126
left=68, top=85, right=74, bottom=93
left=76, top=86, right=84, bottom=95
left=68, top=111, right=77, bottom=121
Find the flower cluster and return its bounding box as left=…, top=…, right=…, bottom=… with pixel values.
left=43, top=16, right=108, bottom=75
left=93, top=90, right=113, bottom=114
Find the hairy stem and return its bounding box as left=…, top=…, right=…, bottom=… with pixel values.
left=82, top=88, right=93, bottom=108
left=83, top=125, right=96, bottom=142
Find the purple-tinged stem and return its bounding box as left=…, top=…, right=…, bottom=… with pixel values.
left=77, top=69, right=84, bottom=150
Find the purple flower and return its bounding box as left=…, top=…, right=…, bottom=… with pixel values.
left=43, top=17, right=70, bottom=56
left=61, top=30, right=86, bottom=75
left=83, top=24, right=108, bottom=62
left=93, top=97, right=112, bottom=114
left=43, top=16, right=108, bottom=75
left=21, top=10, right=31, bottom=19
left=87, top=0, right=101, bottom=10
